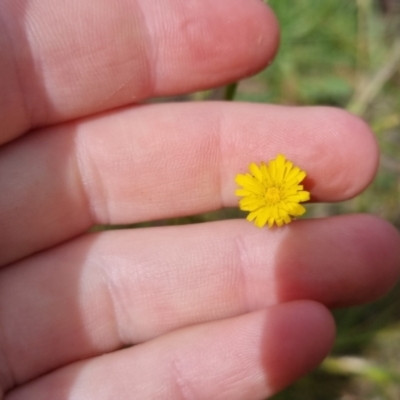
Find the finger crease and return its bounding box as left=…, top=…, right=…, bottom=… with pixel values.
left=232, top=233, right=252, bottom=314
left=100, top=263, right=132, bottom=348
left=73, top=130, right=110, bottom=225
left=170, top=357, right=197, bottom=400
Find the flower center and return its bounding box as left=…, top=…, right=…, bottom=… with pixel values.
left=265, top=187, right=281, bottom=204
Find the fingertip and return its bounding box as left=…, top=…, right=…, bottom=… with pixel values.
left=333, top=109, right=378, bottom=200
left=263, top=301, right=335, bottom=393
left=154, top=0, right=281, bottom=90
left=244, top=0, right=280, bottom=75
left=306, top=107, right=379, bottom=201
left=274, top=214, right=400, bottom=307
left=223, top=104, right=379, bottom=204
left=350, top=214, right=400, bottom=301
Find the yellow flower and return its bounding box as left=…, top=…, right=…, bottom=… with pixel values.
left=235, top=154, right=310, bottom=228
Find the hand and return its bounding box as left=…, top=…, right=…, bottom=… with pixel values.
left=1, top=1, right=399, bottom=399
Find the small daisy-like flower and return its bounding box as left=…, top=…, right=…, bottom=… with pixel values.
left=235, top=154, right=310, bottom=228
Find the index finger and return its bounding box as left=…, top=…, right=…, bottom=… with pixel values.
left=0, top=0, right=278, bottom=143
left=0, top=102, right=377, bottom=266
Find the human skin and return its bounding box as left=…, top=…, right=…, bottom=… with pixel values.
left=0, top=0, right=400, bottom=399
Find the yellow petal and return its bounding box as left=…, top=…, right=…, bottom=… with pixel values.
left=285, top=167, right=301, bottom=182
left=255, top=209, right=269, bottom=228
left=235, top=189, right=254, bottom=196
left=291, top=204, right=306, bottom=216
left=249, top=163, right=263, bottom=182
left=283, top=160, right=294, bottom=178
left=235, top=174, right=264, bottom=195
left=268, top=158, right=277, bottom=180
left=275, top=218, right=284, bottom=227
left=260, top=163, right=273, bottom=186
left=297, top=191, right=310, bottom=201
left=247, top=210, right=260, bottom=222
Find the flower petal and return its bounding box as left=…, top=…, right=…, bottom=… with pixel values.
left=249, top=163, right=263, bottom=182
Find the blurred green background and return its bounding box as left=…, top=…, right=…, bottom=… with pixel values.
left=101, top=0, right=400, bottom=398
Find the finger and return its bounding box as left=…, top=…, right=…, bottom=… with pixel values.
left=0, top=103, right=377, bottom=266
left=4, top=302, right=335, bottom=400
left=0, top=0, right=278, bottom=142
left=0, top=215, right=398, bottom=387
